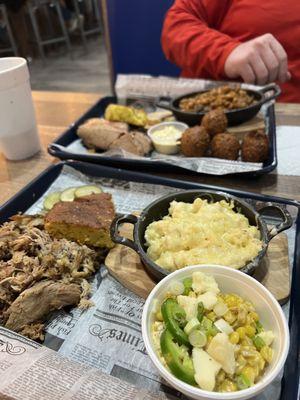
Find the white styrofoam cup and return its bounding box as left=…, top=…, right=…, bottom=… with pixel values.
left=0, top=57, right=40, bottom=160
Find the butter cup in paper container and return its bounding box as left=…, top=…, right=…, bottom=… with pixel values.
left=142, top=265, right=289, bottom=400
left=147, top=121, right=188, bottom=155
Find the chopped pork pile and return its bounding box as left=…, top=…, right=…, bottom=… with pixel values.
left=0, top=214, right=101, bottom=341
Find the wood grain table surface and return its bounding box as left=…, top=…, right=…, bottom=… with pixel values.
left=0, top=91, right=299, bottom=206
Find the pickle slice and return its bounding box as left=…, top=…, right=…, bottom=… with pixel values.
left=43, top=192, right=61, bottom=210
left=74, top=185, right=102, bottom=198
left=60, top=188, right=76, bottom=202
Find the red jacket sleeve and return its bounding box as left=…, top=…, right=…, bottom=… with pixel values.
left=161, top=0, right=241, bottom=79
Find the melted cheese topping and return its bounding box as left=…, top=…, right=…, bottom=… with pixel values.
left=145, top=198, right=262, bottom=271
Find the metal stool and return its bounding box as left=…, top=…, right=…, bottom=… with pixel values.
left=0, top=4, right=18, bottom=56
left=72, top=0, right=102, bottom=51
left=27, top=0, right=72, bottom=62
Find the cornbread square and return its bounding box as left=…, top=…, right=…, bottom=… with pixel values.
left=45, top=193, right=115, bottom=248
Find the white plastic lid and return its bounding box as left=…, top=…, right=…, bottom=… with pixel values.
left=0, top=57, right=29, bottom=91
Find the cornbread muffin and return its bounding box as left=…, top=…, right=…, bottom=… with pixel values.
left=211, top=132, right=240, bottom=160
left=201, top=109, right=228, bottom=137
left=181, top=126, right=210, bottom=157
left=45, top=193, right=115, bottom=248
left=241, top=129, right=269, bottom=162
left=105, top=104, right=148, bottom=127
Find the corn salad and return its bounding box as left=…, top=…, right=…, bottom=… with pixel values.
left=151, top=272, right=275, bottom=393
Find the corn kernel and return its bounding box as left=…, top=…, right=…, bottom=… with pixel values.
left=245, top=314, right=257, bottom=326
left=244, top=301, right=255, bottom=312
left=216, top=370, right=226, bottom=384
left=236, top=354, right=247, bottom=374
left=249, top=311, right=259, bottom=322
left=237, top=354, right=247, bottom=365
left=260, top=346, right=274, bottom=363
left=153, top=321, right=163, bottom=332
left=229, top=331, right=240, bottom=344
left=248, top=354, right=261, bottom=367
left=241, top=349, right=258, bottom=360
left=206, top=335, right=213, bottom=346
left=237, top=327, right=246, bottom=339
left=156, top=310, right=163, bottom=321
left=225, top=294, right=238, bottom=307
left=241, top=336, right=254, bottom=346
left=258, top=356, right=266, bottom=370
left=219, top=379, right=237, bottom=392
left=236, top=364, right=246, bottom=374
left=237, top=306, right=248, bottom=325
left=253, top=364, right=260, bottom=380
left=224, top=311, right=236, bottom=324
left=241, top=366, right=256, bottom=383
left=245, top=325, right=256, bottom=337
left=236, top=365, right=244, bottom=375
left=207, top=311, right=217, bottom=321
left=240, top=344, right=252, bottom=351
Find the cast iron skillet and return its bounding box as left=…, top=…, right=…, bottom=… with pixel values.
left=156, top=83, right=281, bottom=126
left=110, top=190, right=292, bottom=281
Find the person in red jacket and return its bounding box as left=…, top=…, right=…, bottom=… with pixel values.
left=161, top=0, right=300, bottom=102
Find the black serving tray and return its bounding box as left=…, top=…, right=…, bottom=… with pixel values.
left=0, top=161, right=298, bottom=400
left=48, top=96, right=278, bottom=177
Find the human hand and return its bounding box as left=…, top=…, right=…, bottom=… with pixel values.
left=224, top=34, right=291, bottom=85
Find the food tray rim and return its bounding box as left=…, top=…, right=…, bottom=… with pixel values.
left=0, top=160, right=299, bottom=400
left=47, top=96, right=278, bottom=178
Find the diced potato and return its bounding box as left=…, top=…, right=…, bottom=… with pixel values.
left=207, top=333, right=236, bottom=374
left=214, top=319, right=234, bottom=335
left=197, top=292, right=218, bottom=310
left=177, top=295, right=198, bottom=321
left=260, top=346, right=274, bottom=363
left=193, top=348, right=221, bottom=391
left=192, top=272, right=220, bottom=295
left=257, top=331, right=275, bottom=346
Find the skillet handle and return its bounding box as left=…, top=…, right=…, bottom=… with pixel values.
left=257, top=203, right=293, bottom=241
left=156, top=96, right=174, bottom=112
left=259, top=83, right=281, bottom=104
left=110, top=214, right=139, bottom=252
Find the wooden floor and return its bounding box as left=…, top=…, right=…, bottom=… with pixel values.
left=29, top=35, right=111, bottom=95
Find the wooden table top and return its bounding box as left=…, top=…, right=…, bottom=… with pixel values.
left=0, top=91, right=299, bottom=206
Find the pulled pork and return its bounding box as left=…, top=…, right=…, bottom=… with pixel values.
left=0, top=215, right=101, bottom=340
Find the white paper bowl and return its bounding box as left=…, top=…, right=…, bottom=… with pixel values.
left=147, top=121, right=188, bottom=154
left=142, top=265, right=289, bottom=400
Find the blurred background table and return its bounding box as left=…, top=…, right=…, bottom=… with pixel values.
left=0, top=90, right=299, bottom=205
